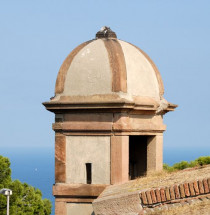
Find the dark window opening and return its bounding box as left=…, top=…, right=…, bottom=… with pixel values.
left=129, top=136, right=148, bottom=179
left=86, top=163, right=92, bottom=184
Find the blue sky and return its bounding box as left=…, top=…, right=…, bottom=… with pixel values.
left=0, top=1, right=210, bottom=155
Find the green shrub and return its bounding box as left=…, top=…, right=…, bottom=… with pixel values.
left=163, top=163, right=174, bottom=172
left=195, top=156, right=210, bottom=166
left=173, top=161, right=189, bottom=170
left=164, top=156, right=210, bottom=172
left=188, top=160, right=198, bottom=168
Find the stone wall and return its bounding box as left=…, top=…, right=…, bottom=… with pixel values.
left=93, top=177, right=210, bottom=215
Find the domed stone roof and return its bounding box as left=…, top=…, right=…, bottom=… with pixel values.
left=46, top=27, right=176, bottom=113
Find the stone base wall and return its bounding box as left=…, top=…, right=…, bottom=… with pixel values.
left=93, top=177, right=210, bottom=215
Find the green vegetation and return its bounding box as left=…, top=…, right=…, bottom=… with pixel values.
left=163, top=156, right=210, bottom=172
left=0, top=155, right=52, bottom=215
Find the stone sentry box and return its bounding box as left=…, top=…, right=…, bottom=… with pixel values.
left=43, top=27, right=177, bottom=215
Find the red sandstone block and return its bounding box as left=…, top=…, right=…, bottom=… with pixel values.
left=169, top=186, right=175, bottom=200
left=189, top=182, right=195, bottom=196
left=193, top=181, right=200, bottom=195
left=150, top=190, right=157, bottom=204
left=141, top=192, right=148, bottom=205
left=160, top=188, right=166, bottom=202
left=184, top=183, right=190, bottom=197
left=198, top=180, right=204, bottom=194
left=165, top=187, right=171, bottom=201
left=155, top=189, right=161, bottom=203
left=203, top=179, right=210, bottom=193
left=208, top=178, right=210, bottom=190
left=146, top=190, right=153, bottom=204
left=179, top=184, right=185, bottom=198
left=174, top=185, right=180, bottom=199
left=138, top=211, right=144, bottom=215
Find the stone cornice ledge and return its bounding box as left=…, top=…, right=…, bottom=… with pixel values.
left=42, top=101, right=173, bottom=114
left=53, top=183, right=107, bottom=198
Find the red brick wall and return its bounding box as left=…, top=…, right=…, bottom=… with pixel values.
left=140, top=178, right=210, bottom=206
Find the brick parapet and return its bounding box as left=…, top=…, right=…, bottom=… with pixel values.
left=139, top=195, right=210, bottom=215
left=139, top=177, right=210, bottom=207
left=92, top=177, right=210, bottom=215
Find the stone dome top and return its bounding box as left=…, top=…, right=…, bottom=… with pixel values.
left=46, top=27, right=176, bottom=113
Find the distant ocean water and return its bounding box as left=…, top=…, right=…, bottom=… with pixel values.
left=1, top=146, right=209, bottom=215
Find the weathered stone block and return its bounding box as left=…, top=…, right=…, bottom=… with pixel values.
left=141, top=192, right=148, bottom=205
left=55, top=201, right=66, bottom=215
left=183, top=183, right=190, bottom=197
left=203, top=179, right=209, bottom=193
left=165, top=187, right=171, bottom=201
left=189, top=182, right=195, bottom=196
left=208, top=178, right=210, bottom=190
left=146, top=191, right=152, bottom=204
left=160, top=188, right=166, bottom=202
left=174, top=185, right=180, bottom=199
left=93, top=191, right=142, bottom=215
left=198, top=180, right=204, bottom=194
left=155, top=189, right=161, bottom=203
left=193, top=181, right=200, bottom=195
left=169, top=186, right=175, bottom=200
left=55, top=135, right=66, bottom=183
left=179, top=184, right=185, bottom=198
left=150, top=190, right=157, bottom=203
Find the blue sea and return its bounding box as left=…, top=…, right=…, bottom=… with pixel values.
left=1, top=146, right=209, bottom=215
